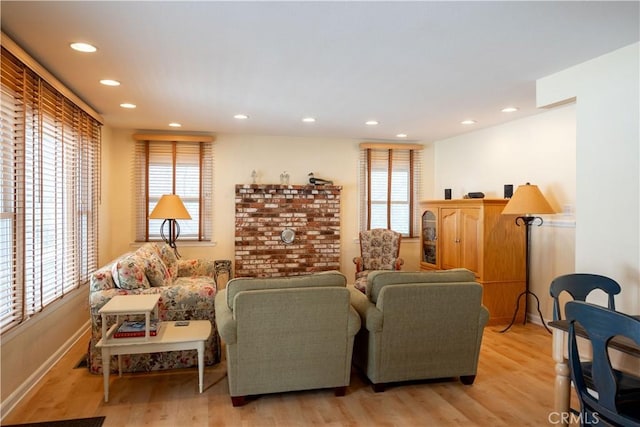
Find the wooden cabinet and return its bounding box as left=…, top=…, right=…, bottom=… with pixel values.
left=420, top=199, right=525, bottom=325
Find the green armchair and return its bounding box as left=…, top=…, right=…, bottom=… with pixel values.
left=215, top=271, right=361, bottom=406
left=348, top=269, right=489, bottom=391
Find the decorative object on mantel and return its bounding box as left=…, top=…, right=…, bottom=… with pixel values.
left=464, top=192, right=485, bottom=199
left=280, top=171, right=290, bottom=185
left=149, top=194, right=191, bottom=258
left=308, top=172, right=333, bottom=185
left=251, top=170, right=257, bottom=184
left=500, top=182, right=555, bottom=334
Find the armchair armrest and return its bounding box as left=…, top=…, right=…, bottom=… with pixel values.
left=348, top=285, right=383, bottom=332
left=214, top=289, right=237, bottom=344
left=353, top=256, right=364, bottom=273
left=178, top=259, right=216, bottom=278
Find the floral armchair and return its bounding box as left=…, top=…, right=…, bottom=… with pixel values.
left=353, top=229, right=403, bottom=293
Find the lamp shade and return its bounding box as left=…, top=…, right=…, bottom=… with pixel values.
left=149, top=194, right=192, bottom=220
left=502, top=183, right=555, bottom=216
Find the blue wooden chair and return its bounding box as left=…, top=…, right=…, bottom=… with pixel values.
left=549, top=273, right=621, bottom=321
left=565, top=301, right=640, bottom=426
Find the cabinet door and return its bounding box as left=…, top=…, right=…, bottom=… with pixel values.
left=459, top=208, right=480, bottom=275
left=440, top=208, right=459, bottom=270
left=421, top=209, right=439, bottom=268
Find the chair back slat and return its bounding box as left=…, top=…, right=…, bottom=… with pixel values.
left=549, top=273, right=621, bottom=320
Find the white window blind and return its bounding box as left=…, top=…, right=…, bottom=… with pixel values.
left=359, top=143, right=422, bottom=237
left=134, top=137, right=213, bottom=242
left=0, top=46, right=101, bottom=333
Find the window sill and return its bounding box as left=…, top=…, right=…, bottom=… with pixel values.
left=129, top=241, right=218, bottom=250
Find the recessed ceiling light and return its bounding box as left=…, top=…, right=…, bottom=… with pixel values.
left=302, top=117, right=316, bottom=123
left=365, top=120, right=379, bottom=126
left=100, top=79, right=120, bottom=86
left=70, top=42, right=97, bottom=53
left=461, top=119, right=477, bottom=125
left=396, top=133, right=408, bottom=138
left=169, top=123, right=182, bottom=128
left=234, top=114, right=249, bottom=120
left=120, top=103, right=136, bottom=109
left=501, top=107, right=519, bottom=113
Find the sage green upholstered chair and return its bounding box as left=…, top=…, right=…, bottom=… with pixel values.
left=348, top=269, right=489, bottom=392
left=215, top=271, right=361, bottom=406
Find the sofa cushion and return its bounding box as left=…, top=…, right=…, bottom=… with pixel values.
left=144, top=253, right=171, bottom=287
left=226, top=271, right=346, bottom=309
left=367, top=269, right=476, bottom=303
left=112, top=253, right=151, bottom=290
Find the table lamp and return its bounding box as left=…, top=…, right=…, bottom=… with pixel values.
left=500, top=183, right=555, bottom=333
left=149, top=194, right=191, bottom=258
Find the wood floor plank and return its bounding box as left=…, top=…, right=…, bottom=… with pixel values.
left=3, top=324, right=575, bottom=426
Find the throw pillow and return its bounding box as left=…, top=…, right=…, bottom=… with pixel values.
left=112, top=254, right=151, bottom=290
left=157, top=243, right=179, bottom=281
left=144, top=253, right=171, bottom=287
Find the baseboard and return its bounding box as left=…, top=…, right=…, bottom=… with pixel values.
left=0, top=320, right=90, bottom=421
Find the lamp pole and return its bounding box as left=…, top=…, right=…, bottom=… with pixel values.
left=500, top=215, right=552, bottom=334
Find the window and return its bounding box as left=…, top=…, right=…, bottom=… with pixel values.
left=0, top=46, right=101, bottom=334
left=359, top=143, right=422, bottom=237
left=134, top=135, right=213, bottom=242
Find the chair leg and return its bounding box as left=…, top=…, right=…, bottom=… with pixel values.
left=460, top=375, right=476, bottom=385
left=334, top=386, right=346, bottom=396
left=231, top=396, right=247, bottom=407
left=372, top=383, right=386, bottom=393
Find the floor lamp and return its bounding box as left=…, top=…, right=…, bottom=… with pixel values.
left=500, top=183, right=555, bottom=333
left=149, top=194, right=191, bottom=258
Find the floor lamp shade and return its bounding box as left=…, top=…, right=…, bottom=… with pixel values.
left=502, top=183, right=555, bottom=216
left=149, top=194, right=192, bottom=220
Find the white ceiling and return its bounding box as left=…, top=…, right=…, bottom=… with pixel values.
left=1, top=1, right=638, bottom=142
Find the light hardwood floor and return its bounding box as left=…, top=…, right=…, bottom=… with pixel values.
left=3, top=323, right=570, bottom=426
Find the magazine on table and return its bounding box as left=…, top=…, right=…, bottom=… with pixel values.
left=113, top=319, right=159, bottom=338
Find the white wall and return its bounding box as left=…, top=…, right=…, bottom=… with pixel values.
left=537, top=42, right=639, bottom=315
left=432, top=105, right=577, bottom=321
left=100, top=131, right=428, bottom=281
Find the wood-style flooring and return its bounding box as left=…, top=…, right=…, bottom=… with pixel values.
left=2, top=323, right=572, bottom=426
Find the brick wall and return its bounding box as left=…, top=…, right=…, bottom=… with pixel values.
left=235, top=184, right=341, bottom=277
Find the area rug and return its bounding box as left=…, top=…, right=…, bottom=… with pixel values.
left=3, top=416, right=105, bottom=427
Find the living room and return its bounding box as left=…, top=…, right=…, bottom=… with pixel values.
left=1, top=1, right=639, bottom=425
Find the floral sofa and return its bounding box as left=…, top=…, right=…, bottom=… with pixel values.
left=88, top=242, right=221, bottom=374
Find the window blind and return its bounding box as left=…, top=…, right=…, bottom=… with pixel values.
left=0, top=46, right=101, bottom=333
left=134, top=136, right=213, bottom=242
left=359, top=143, right=422, bottom=237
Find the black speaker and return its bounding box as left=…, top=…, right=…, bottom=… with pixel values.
left=467, top=192, right=485, bottom=199
left=444, top=188, right=452, bottom=200
left=504, top=184, right=513, bottom=199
